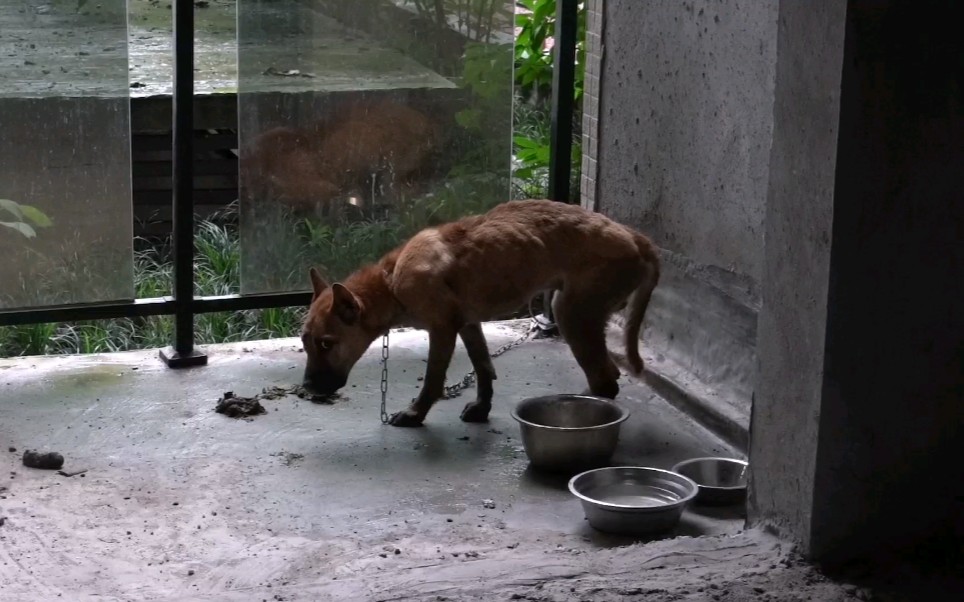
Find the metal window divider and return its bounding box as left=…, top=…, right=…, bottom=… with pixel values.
left=537, top=0, right=580, bottom=337
left=159, top=0, right=207, bottom=368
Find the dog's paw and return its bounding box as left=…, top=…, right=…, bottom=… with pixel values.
left=459, top=400, right=491, bottom=423
left=388, top=410, right=425, bottom=428
left=581, top=385, right=619, bottom=400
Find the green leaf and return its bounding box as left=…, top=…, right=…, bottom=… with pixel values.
left=19, top=204, right=52, bottom=227
left=533, top=0, right=554, bottom=24
left=513, top=135, right=541, bottom=149
left=1, top=221, right=36, bottom=238
left=455, top=108, right=482, bottom=130
left=0, top=199, right=24, bottom=220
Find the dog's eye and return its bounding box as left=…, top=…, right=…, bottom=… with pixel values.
left=318, top=337, right=335, bottom=350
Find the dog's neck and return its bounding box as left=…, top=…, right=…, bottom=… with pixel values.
left=345, top=262, right=407, bottom=338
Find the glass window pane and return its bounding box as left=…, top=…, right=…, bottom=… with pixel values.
left=0, top=1, right=134, bottom=309
left=237, top=0, right=514, bottom=294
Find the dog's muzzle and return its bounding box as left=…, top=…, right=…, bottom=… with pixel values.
left=302, top=369, right=347, bottom=395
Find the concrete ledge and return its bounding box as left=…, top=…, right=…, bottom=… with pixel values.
left=608, top=320, right=750, bottom=454
left=603, top=250, right=756, bottom=453
left=638, top=348, right=750, bottom=453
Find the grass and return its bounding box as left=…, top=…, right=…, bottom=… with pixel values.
left=0, top=204, right=306, bottom=358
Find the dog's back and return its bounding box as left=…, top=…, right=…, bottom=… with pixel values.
left=403, top=199, right=651, bottom=288
left=390, top=199, right=659, bottom=372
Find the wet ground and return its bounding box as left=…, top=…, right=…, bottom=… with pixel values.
left=0, top=320, right=884, bottom=600
left=0, top=0, right=453, bottom=99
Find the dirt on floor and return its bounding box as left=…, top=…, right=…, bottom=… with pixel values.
left=0, top=441, right=887, bottom=602
left=0, top=331, right=941, bottom=601
left=0, top=470, right=871, bottom=602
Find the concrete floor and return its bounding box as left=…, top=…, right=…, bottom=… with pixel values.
left=0, top=321, right=864, bottom=601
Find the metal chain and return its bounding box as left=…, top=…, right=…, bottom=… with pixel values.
left=441, top=323, right=536, bottom=399
left=379, top=332, right=391, bottom=424
left=378, top=320, right=536, bottom=423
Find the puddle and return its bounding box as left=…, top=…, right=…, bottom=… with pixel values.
left=42, top=364, right=130, bottom=396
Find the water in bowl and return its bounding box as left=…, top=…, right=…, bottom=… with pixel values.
left=589, top=483, right=681, bottom=507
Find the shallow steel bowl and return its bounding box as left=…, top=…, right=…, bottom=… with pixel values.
left=510, top=394, right=629, bottom=472
left=671, top=457, right=749, bottom=505
left=568, top=466, right=698, bottom=535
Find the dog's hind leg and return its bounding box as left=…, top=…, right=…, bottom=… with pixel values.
left=458, top=323, right=498, bottom=423
left=552, top=290, right=621, bottom=399
left=389, top=326, right=458, bottom=427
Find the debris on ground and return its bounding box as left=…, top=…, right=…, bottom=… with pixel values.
left=483, top=499, right=497, bottom=509
left=262, top=67, right=315, bottom=78
left=57, top=469, right=88, bottom=477
left=22, top=450, right=65, bottom=470
left=215, top=385, right=343, bottom=418
left=270, top=451, right=305, bottom=466
left=260, top=384, right=342, bottom=404
left=214, top=391, right=266, bottom=418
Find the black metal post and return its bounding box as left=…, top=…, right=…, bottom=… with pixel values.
left=547, top=0, right=578, bottom=203
left=160, top=0, right=207, bottom=368
left=538, top=0, right=579, bottom=337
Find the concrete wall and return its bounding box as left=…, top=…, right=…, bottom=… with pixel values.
left=590, top=0, right=963, bottom=569
left=750, top=0, right=964, bottom=565
left=748, top=0, right=847, bottom=547
left=807, top=0, right=964, bottom=563
left=591, top=0, right=778, bottom=432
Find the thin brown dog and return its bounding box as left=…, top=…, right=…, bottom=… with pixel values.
left=301, top=199, right=660, bottom=427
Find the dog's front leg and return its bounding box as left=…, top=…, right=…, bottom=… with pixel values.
left=458, top=323, right=497, bottom=423
left=388, top=327, right=458, bottom=427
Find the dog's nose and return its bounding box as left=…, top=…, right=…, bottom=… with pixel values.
left=302, top=370, right=345, bottom=395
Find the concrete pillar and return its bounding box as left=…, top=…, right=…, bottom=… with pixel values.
left=751, top=0, right=964, bottom=564
left=748, top=0, right=846, bottom=550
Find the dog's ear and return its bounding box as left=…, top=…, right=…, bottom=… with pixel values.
left=309, top=267, right=329, bottom=301
left=331, top=283, right=360, bottom=324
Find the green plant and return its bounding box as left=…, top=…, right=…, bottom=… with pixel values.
left=404, top=0, right=513, bottom=42
left=511, top=0, right=586, bottom=199
left=0, top=199, right=52, bottom=239
left=514, top=0, right=586, bottom=102
left=452, top=39, right=515, bottom=184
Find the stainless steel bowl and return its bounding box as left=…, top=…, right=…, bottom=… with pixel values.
left=671, top=457, right=749, bottom=505
left=510, top=394, right=629, bottom=472
left=568, top=467, right=698, bottom=535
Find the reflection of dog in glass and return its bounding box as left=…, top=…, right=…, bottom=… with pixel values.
left=239, top=100, right=441, bottom=217
left=300, top=199, right=661, bottom=427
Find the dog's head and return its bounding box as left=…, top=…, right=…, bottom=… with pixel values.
left=300, top=267, right=371, bottom=395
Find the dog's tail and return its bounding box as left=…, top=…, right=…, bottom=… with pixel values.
left=624, top=234, right=660, bottom=375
